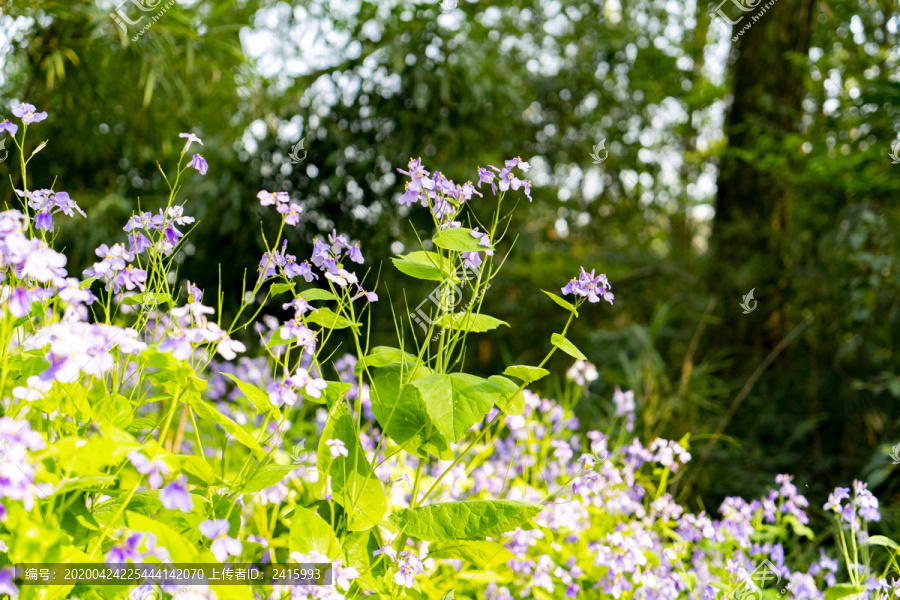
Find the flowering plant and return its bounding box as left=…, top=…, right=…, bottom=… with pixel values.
left=0, top=105, right=895, bottom=600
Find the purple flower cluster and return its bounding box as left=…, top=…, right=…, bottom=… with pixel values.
left=10, top=102, right=48, bottom=125
left=477, top=157, right=533, bottom=199
left=152, top=281, right=245, bottom=362
left=396, top=157, right=531, bottom=224
left=266, top=367, right=327, bottom=408
left=0, top=417, right=51, bottom=519
left=14, top=188, right=85, bottom=232
left=562, top=266, right=614, bottom=305
left=122, top=206, right=195, bottom=257
left=823, top=480, right=880, bottom=530
left=25, top=321, right=146, bottom=382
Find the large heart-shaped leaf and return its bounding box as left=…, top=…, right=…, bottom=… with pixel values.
left=412, top=374, right=500, bottom=443
left=289, top=506, right=342, bottom=560
left=392, top=251, right=454, bottom=282
left=370, top=365, right=451, bottom=459
left=428, top=540, right=514, bottom=569
left=392, top=500, right=542, bottom=541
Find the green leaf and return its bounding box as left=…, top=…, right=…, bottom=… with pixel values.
left=370, top=365, right=451, bottom=459
left=177, top=455, right=219, bottom=485
left=316, top=402, right=387, bottom=531
left=299, top=288, right=339, bottom=302
left=502, top=365, right=550, bottom=384
left=289, top=506, right=342, bottom=560
left=412, top=373, right=500, bottom=443
left=315, top=381, right=352, bottom=406
left=865, top=535, right=900, bottom=550
left=392, top=500, right=542, bottom=541
left=434, top=313, right=508, bottom=333
left=189, top=396, right=266, bottom=459
left=824, top=585, right=862, bottom=600
left=270, top=282, right=293, bottom=295
left=488, top=375, right=525, bottom=416
left=354, top=346, right=422, bottom=375
left=541, top=290, right=579, bottom=316
left=221, top=373, right=278, bottom=417
left=392, top=251, right=452, bottom=282
left=306, top=306, right=359, bottom=331
left=428, top=540, right=514, bottom=569
left=432, top=227, right=493, bottom=253
left=240, top=464, right=296, bottom=494
left=551, top=333, right=586, bottom=360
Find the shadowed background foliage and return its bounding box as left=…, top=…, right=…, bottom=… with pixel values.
left=2, top=0, right=900, bottom=527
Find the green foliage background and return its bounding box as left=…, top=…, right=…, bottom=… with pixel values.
left=2, top=0, right=899, bottom=523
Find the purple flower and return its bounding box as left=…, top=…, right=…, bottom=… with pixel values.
left=394, top=550, right=424, bottom=588
left=188, top=154, right=208, bottom=175
left=179, top=132, right=203, bottom=153
left=561, top=266, right=614, bottom=305
left=114, top=265, right=148, bottom=292
left=200, top=519, right=242, bottom=561
left=824, top=486, right=850, bottom=513
left=477, top=167, right=496, bottom=194
left=127, top=451, right=169, bottom=489
left=283, top=298, right=316, bottom=315
left=505, top=156, right=531, bottom=172
left=296, top=261, right=318, bottom=282
left=12, top=103, right=48, bottom=124
left=326, top=438, right=349, bottom=459
left=160, top=475, right=193, bottom=513
left=8, top=287, right=32, bottom=318
left=257, top=190, right=289, bottom=206
left=347, top=244, right=364, bottom=264
left=0, top=568, right=17, bottom=597
left=277, top=202, right=303, bottom=226
left=0, top=120, right=18, bottom=136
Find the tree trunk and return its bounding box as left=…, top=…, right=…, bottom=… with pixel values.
left=710, top=0, right=815, bottom=347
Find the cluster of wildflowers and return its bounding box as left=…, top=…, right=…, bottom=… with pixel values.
left=0, top=108, right=895, bottom=600
left=396, top=157, right=532, bottom=230
left=562, top=266, right=615, bottom=305
left=824, top=480, right=881, bottom=531
left=0, top=418, right=51, bottom=518
left=14, top=188, right=85, bottom=232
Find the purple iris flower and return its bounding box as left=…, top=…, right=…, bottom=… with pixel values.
left=12, top=103, right=48, bottom=124
left=0, top=120, right=17, bottom=136
left=160, top=475, right=193, bottom=513
left=188, top=154, right=208, bottom=175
